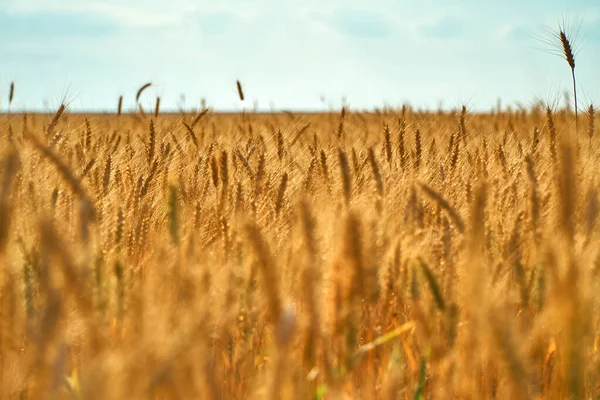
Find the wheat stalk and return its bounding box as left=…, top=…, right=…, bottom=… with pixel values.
left=338, top=149, right=352, bottom=205
left=537, top=19, right=579, bottom=127
left=559, top=30, right=578, bottom=124
left=136, top=82, right=152, bottom=103
left=154, top=97, right=161, bottom=118
left=168, top=185, right=179, bottom=246
left=191, top=108, right=209, bottom=129
left=414, top=129, right=422, bottom=170
left=182, top=122, right=199, bottom=148
left=383, top=124, right=392, bottom=164
left=420, top=184, right=465, bottom=233
left=236, top=80, right=245, bottom=101
left=8, top=82, right=14, bottom=106
left=146, top=119, right=156, bottom=165
left=117, top=95, right=123, bottom=116
left=46, top=104, right=66, bottom=138
left=245, top=223, right=281, bottom=321
left=102, top=155, right=112, bottom=195
left=275, top=173, right=288, bottom=218
left=0, top=152, right=20, bottom=254
left=588, top=104, right=595, bottom=142
left=367, top=148, right=384, bottom=198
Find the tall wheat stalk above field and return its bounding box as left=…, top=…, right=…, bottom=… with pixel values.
left=117, top=95, right=123, bottom=116
left=236, top=80, right=245, bottom=102
left=136, top=82, right=152, bottom=103
left=8, top=82, right=14, bottom=107
left=536, top=18, right=580, bottom=127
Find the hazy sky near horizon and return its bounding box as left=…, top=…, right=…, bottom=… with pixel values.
left=0, top=0, right=599, bottom=112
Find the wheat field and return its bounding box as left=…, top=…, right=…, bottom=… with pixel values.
left=0, top=103, right=598, bottom=399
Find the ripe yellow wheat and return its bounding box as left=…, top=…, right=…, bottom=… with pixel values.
left=0, top=104, right=598, bottom=399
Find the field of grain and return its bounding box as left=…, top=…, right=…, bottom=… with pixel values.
left=0, top=104, right=598, bottom=399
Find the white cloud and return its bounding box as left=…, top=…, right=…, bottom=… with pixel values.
left=494, top=19, right=529, bottom=41
left=3, top=0, right=255, bottom=29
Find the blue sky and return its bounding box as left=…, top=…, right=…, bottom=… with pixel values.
left=0, top=0, right=599, bottom=112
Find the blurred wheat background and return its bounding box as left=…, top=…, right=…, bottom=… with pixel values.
left=0, top=97, right=598, bottom=399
